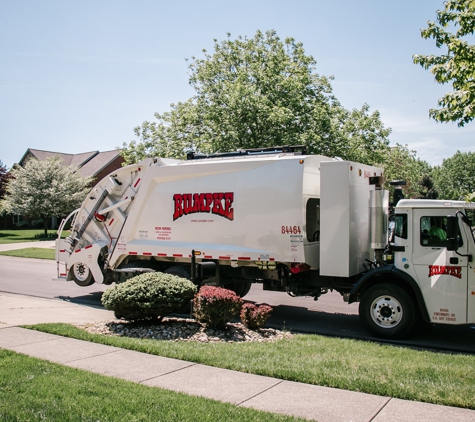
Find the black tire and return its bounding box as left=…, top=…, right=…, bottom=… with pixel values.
left=165, top=266, right=191, bottom=279
left=359, top=283, right=416, bottom=339
left=71, top=262, right=94, bottom=287
left=225, top=281, right=252, bottom=298
left=165, top=266, right=192, bottom=315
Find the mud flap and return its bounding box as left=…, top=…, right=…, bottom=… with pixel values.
left=67, top=243, right=105, bottom=284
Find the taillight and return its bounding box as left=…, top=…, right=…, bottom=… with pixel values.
left=290, top=263, right=310, bottom=274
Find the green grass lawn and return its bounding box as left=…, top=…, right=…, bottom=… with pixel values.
left=0, top=349, right=301, bottom=421
left=0, top=247, right=55, bottom=260
left=28, top=323, right=475, bottom=410
left=0, top=229, right=62, bottom=244
left=0, top=228, right=61, bottom=260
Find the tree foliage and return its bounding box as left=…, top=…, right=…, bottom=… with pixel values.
left=432, top=150, right=475, bottom=199
left=0, top=156, right=92, bottom=235
left=331, top=104, right=391, bottom=164
left=381, top=144, right=432, bottom=199
left=123, top=30, right=390, bottom=165
left=418, top=174, right=439, bottom=199
left=413, top=0, right=475, bottom=126
left=0, top=161, right=12, bottom=205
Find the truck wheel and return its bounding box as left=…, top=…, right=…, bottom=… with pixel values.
left=359, top=284, right=416, bottom=339
left=165, top=266, right=190, bottom=280
left=225, top=282, right=252, bottom=298
left=71, top=262, right=94, bottom=287
left=165, top=266, right=193, bottom=315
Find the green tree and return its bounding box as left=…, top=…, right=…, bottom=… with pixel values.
left=123, top=30, right=390, bottom=165
left=413, top=0, right=475, bottom=126
left=331, top=104, right=391, bottom=165
left=418, top=174, right=439, bottom=199
left=0, top=161, right=13, bottom=227
left=432, top=150, right=475, bottom=199
left=1, top=156, right=92, bottom=236
left=382, top=144, right=432, bottom=199
left=0, top=160, right=11, bottom=201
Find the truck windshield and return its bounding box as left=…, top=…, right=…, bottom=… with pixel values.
left=393, top=214, right=407, bottom=239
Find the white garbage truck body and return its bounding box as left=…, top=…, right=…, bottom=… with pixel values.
left=55, top=147, right=475, bottom=339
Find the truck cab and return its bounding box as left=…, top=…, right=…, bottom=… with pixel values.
left=353, top=200, right=475, bottom=339
left=394, top=200, right=475, bottom=326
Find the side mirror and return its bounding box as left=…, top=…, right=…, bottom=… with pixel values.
left=446, top=215, right=458, bottom=251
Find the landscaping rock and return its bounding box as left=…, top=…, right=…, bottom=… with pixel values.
left=75, top=317, right=292, bottom=343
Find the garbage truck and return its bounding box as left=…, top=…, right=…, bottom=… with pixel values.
left=54, top=146, right=475, bottom=339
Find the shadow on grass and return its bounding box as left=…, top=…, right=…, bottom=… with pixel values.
left=0, top=232, right=19, bottom=239
left=33, top=233, right=57, bottom=240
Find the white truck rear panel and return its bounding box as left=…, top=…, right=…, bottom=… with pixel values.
left=58, top=152, right=382, bottom=283
left=108, top=154, right=330, bottom=267
left=320, top=161, right=384, bottom=277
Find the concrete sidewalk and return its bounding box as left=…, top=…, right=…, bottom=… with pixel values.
left=0, top=292, right=474, bottom=421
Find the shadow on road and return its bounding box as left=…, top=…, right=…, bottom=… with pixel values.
left=57, top=291, right=104, bottom=308
left=263, top=303, right=475, bottom=355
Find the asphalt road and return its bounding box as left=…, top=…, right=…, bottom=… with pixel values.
left=1, top=255, right=474, bottom=354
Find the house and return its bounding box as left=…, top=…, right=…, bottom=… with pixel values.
left=18, top=148, right=125, bottom=185
left=2, top=149, right=125, bottom=230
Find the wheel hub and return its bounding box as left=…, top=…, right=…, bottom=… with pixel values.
left=370, top=295, right=403, bottom=328
left=73, top=262, right=89, bottom=282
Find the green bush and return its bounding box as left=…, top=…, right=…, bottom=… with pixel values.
left=193, top=286, right=243, bottom=329
left=101, top=272, right=197, bottom=322
left=240, top=303, right=273, bottom=330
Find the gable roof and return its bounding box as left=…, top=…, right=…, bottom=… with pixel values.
left=77, top=150, right=123, bottom=178
left=18, top=148, right=123, bottom=179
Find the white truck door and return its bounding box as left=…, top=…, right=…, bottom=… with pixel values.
left=412, top=209, right=468, bottom=324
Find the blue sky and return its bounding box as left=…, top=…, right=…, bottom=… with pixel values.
left=1, top=0, right=474, bottom=169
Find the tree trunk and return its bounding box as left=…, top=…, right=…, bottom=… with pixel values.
left=43, top=218, right=48, bottom=237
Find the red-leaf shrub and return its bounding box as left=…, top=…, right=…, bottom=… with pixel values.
left=240, top=303, right=273, bottom=330
left=193, top=286, right=243, bottom=329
